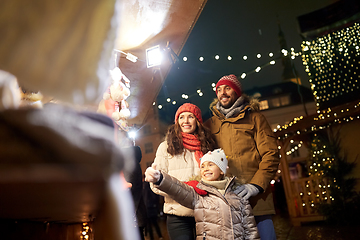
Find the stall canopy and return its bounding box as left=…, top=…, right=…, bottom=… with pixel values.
left=0, top=0, right=208, bottom=126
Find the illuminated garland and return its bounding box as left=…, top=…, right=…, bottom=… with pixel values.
left=273, top=23, right=360, bottom=212
left=276, top=23, right=360, bottom=140
left=275, top=100, right=360, bottom=141
left=308, top=134, right=334, bottom=177
left=275, top=102, right=360, bottom=210
left=285, top=139, right=303, bottom=156
left=80, top=222, right=91, bottom=240
left=298, top=178, right=333, bottom=210
left=301, top=22, right=360, bottom=110
left=275, top=101, right=360, bottom=210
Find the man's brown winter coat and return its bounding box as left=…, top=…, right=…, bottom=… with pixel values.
left=154, top=171, right=260, bottom=240
left=204, top=99, right=279, bottom=216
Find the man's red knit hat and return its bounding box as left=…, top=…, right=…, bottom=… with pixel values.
left=175, top=103, right=203, bottom=123
left=215, top=74, right=242, bottom=97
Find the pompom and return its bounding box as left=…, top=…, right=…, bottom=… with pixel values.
left=103, top=92, right=110, bottom=100
left=109, top=84, right=124, bottom=102
left=112, top=111, right=121, bottom=121
left=119, top=108, right=131, bottom=119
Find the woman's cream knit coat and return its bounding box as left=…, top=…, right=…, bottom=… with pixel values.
left=150, top=141, right=200, bottom=217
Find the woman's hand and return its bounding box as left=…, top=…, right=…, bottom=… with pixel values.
left=144, top=163, right=160, bottom=183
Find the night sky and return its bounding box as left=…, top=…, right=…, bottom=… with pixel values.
left=156, top=0, right=337, bottom=123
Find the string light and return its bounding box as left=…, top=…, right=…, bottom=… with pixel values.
left=275, top=81, right=360, bottom=211
left=275, top=101, right=360, bottom=141
left=297, top=178, right=332, bottom=211
left=155, top=48, right=301, bottom=109
left=181, top=94, right=189, bottom=99
left=80, top=223, right=91, bottom=240
left=301, top=22, right=360, bottom=111
left=285, top=141, right=303, bottom=155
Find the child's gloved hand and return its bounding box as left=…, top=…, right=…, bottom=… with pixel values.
left=238, top=184, right=260, bottom=200
left=144, top=163, right=160, bottom=183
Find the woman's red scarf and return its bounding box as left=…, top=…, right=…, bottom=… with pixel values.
left=181, top=132, right=203, bottom=166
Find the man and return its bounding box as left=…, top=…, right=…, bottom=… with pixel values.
left=204, top=74, right=280, bottom=240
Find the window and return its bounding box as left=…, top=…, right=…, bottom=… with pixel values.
left=259, top=100, right=269, bottom=110
left=270, top=95, right=291, bottom=108
left=271, top=98, right=281, bottom=107
left=280, top=95, right=290, bottom=106
left=144, top=142, right=153, bottom=154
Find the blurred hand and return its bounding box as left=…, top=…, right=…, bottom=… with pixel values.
left=144, top=163, right=160, bottom=183
left=238, top=184, right=260, bottom=200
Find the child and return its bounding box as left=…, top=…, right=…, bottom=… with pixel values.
left=145, top=148, right=260, bottom=240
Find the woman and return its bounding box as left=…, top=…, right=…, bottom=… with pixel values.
left=150, top=103, right=217, bottom=240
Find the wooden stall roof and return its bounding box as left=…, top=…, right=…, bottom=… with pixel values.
left=0, top=0, right=208, bottom=126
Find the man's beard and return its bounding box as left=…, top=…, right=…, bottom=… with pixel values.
left=216, top=95, right=245, bottom=119
left=219, top=95, right=233, bottom=109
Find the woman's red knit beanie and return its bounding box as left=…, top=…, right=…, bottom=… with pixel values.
left=175, top=103, right=203, bottom=123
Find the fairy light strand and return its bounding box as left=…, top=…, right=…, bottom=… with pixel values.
left=301, top=22, right=360, bottom=111
left=155, top=48, right=302, bottom=108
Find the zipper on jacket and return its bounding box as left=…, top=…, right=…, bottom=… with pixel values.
left=202, top=232, right=206, bottom=240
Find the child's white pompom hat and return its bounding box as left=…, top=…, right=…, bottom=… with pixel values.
left=200, top=148, right=228, bottom=174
